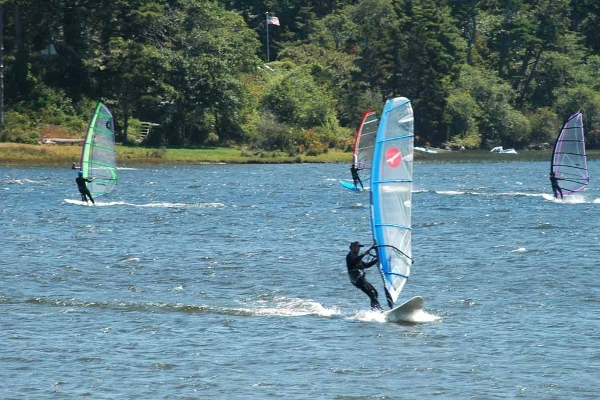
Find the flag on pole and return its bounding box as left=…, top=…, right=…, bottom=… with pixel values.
left=267, top=16, right=280, bottom=26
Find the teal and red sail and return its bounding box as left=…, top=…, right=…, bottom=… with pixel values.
left=340, top=110, right=379, bottom=191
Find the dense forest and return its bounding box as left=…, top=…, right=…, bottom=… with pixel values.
left=1, top=0, right=599, bottom=154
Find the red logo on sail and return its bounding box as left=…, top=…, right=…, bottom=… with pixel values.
left=385, top=147, right=402, bottom=168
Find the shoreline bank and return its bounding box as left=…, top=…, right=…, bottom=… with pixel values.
left=2, top=142, right=598, bottom=166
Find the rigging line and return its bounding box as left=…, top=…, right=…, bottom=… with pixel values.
left=372, top=244, right=413, bottom=264
left=386, top=271, right=409, bottom=280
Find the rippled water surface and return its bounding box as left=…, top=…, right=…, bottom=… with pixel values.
left=2, top=161, right=599, bottom=399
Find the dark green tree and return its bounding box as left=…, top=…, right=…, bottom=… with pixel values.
left=395, top=0, right=466, bottom=145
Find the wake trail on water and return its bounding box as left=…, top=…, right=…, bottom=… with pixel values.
left=4, top=178, right=44, bottom=185
left=430, top=190, right=599, bottom=203
left=15, top=294, right=444, bottom=324
left=13, top=296, right=339, bottom=318
left=219, top=296, right=444, bottom=323
left=231, top=297, right=341, bottom=318
left=64, top=199, right=225, bottom=208
left=433, top=190, right=545, bottom=197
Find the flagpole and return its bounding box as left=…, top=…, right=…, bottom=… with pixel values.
left=266, top=12, right=270, bottom=62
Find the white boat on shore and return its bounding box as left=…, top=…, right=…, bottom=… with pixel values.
left=490, top=146, right=517, bottom=154
left=414, top=146, right=437, bottom=154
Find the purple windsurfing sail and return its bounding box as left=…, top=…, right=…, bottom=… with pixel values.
left=550, top=112, right=589, bottom=195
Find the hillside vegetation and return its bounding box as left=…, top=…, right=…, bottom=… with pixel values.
left=1, top=0, right=599, bottom=154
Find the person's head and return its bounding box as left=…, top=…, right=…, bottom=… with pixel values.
left=349, top=241, right=364, bottom=251
left=550, top=172, right=555, bottom=177
left=78, top=171, right=83, bottom=177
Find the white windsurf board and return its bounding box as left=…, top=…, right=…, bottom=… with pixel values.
left=383, top=296, right=424, bottom=323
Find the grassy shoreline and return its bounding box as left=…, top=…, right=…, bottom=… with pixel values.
left=0, top=143, right=351, bottom=166
left=1, top=142, right=599, bottom=166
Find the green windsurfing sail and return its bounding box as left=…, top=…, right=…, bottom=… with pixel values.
left=80, top=102, right=117, bottom=197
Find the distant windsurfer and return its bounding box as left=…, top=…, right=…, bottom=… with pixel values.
left=346, top=241, right=381, bottom=310
left=71, top=162, right=80, bottom=170
left=550, top=172, right=563, bottom=199
left=76, top=170, right=95, bottom=204
left=350, top=163, right=364, bottom=190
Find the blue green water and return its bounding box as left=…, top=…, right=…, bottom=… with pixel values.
left=2, top=162, right=599, bottom=399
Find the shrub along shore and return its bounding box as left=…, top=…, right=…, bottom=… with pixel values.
left=1, top=142, right=598, bottom=166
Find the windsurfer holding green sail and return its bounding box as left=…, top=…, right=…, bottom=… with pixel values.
left=76, top=171, right=95, bottom=204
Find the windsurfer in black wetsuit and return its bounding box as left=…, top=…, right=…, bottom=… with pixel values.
left=550, top=172, right=563, bottom=199
left=346, top=241, right=381, bottom=310
left=72, top=162, right=80, bottom=170
left=350, top=163, right=364, bottom=189
left=76, top=170, right=95, bottom=204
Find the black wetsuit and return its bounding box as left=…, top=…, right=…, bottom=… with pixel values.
left=76, top=176, right=95, bottom=204
left=550, top=175, right=563, bottom=199
left=350, top=165, right=363, bottom=189
left=346, top=249, right=380, bottom=309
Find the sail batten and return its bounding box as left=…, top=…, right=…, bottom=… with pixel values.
left=375, top=223, right=411, bottom=229
left=370, top=97, right=414, bottom=308
left=80, top=102, right=118, bottom=197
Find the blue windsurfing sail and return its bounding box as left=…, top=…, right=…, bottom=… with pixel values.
left=80, top=102, right=118, bottom=197
left=370, top=97, right=414, bottom=308
left=550, top=111, right=588, bottom=196
left=340, top=110, right=378, bottom=191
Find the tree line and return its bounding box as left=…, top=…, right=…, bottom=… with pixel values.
left=1, top=0, right=599, bottom=153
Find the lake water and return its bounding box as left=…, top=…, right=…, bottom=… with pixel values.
left=2, top=161, right=599, bottom=399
